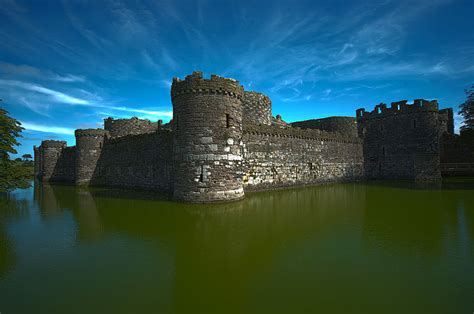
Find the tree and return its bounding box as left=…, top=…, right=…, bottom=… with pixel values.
left=459, top=85, right=474, bottom=134
left=0, top=106, right=24, bottom=159
left=0, top=104, right=31, bottom=193
left=22, top=154, right=32, bottom=161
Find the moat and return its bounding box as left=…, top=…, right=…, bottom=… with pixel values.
left=1, top=180, right=473, bottom=313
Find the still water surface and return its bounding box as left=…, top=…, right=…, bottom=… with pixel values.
left=0, top=180, right=473, bottom=313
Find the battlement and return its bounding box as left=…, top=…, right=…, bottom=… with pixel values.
left=291, top=117, right=357, bottom=137
left=105, top=128, right=172, bottom=146
left=244, top=124, right=362, bottom=144
left=356, top=99, right=439, bottom=121
left=104, top=117, right=157, bottom=138
left=171, top=71, right=244, bottom=100
left=40, top=140, right=67, bottom=148
left=75, top=129, right=109, bottom=137
left=244, top=91, right=271, bottom=106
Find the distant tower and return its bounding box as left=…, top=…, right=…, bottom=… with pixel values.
left=171, top=71, right=245, bottom=202
left=75, top=129, right=108, bottom=185
left=242, top=91, right=272, bottom=126
left=34, top=145, right=40, bottom=179
left=38, top=140, right=66, bottom=181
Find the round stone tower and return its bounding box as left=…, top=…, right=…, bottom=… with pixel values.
left=242, top=91, right=272, bottom=126
left=171, top=71, right=245, bottom=202
left=75, top=129, right=108, bottom=185
left=39, top=140, right=66, bottom=181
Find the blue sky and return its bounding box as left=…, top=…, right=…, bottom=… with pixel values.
left=1, top=0, right=473, bottom=157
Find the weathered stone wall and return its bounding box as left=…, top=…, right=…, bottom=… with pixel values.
left=97, top=130, right=173, bottom=192
left=104, top=117, right=158, bottom=138
left=51, top=146, right=76, bottom=182
left=439, top=108, right=454, bottom=135
left=38, top=140, right=67, bottom=181
left=291, top=117, right=358, bottom=137
left=75, top=129, right=108, bottom=185
left=356, top=100, right=442, bottom=181
left=441, top=133, right=474, bottom=163
left=242, top=91, right=272, bottom=126
left=242, top=125, right=364, bottom=190
left=171, top=71, right=245, bottom=202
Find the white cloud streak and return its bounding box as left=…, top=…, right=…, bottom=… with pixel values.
left=21, top=122, right=75, bottom=135
left=0, top=79, right=173, bottom=118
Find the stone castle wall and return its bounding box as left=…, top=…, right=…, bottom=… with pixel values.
left=34, top=72, right=459, bottom=203
left=53, top=146, right=76, bottom=182
left=104, top=117, right=158, bottom=138
left=356, top=100, right=443, bottom=180
left=242, top=125, right=364, bottom=190
left=97, top=131, right=173, bottom=191
left=291, top=117, right=358, bottom=137
left=242, top=91, right=272, bottom=126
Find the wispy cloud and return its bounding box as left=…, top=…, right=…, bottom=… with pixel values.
left=0, top=79, right=173, bottom=118
left=0, top=79, right=90, bottom=104
left=21, top=121, right=75, bottom=135
left=0, top=62, right=85, bottom=82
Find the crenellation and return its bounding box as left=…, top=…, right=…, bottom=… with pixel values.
left=104, top=117, right=157, bottom=138
left=34, top=73, right=457, bottom=203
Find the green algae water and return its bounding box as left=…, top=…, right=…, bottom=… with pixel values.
left=0, top=180, right=473, bottom=314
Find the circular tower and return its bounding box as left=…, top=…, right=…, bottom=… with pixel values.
left=75, top=129, right=108, bottom=185
left=171, top=71, right=245, bottom=202
left=242, top=91, right=272, bottom=126
left=39, top=140, right=66, bottom=181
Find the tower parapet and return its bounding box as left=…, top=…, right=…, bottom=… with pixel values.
left=242, top=91, right=272, bottom=126
left=171, top=71, right=245, bottom=202
left=356, top=99, right=441, bottom=181
left=75, top=129, right=108, bottom=185
left=356, top=99, right=439, bottom=121
left=38, top=140, right=67, bottom=181
left=104, top=117, right=157, bottom=138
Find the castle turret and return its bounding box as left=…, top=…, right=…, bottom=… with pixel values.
left=38, top=140, right=66, bottom=181
left=356, top=99, right=442, bottom=181
left=171, top=71, right=245, bottom=202
left=242, top=91, right=272, bottom=126
left=75, top=129, right=108, bottom=185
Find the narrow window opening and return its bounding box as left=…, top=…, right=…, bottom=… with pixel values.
left=199, top=165, right=204, bottom=182
left=308, top=162, right=313, bottom=171
left=226, top=114, right=230, bottom=128
left=382, top=146, right=385, bottom=156
left=99, top=142, right=102, bottom=149
left=413, top=119, right=417, bottom=128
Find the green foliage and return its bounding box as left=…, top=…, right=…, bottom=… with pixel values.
left=0, top=107, right=32, bottom=193
left=0, top=159, right=33, bottom=192
left=459, top=85, right=474, bottom=133
left=0, top=107, right=24, bottom=158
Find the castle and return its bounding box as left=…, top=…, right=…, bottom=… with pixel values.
left=34, top=71, right=456, bottom=203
